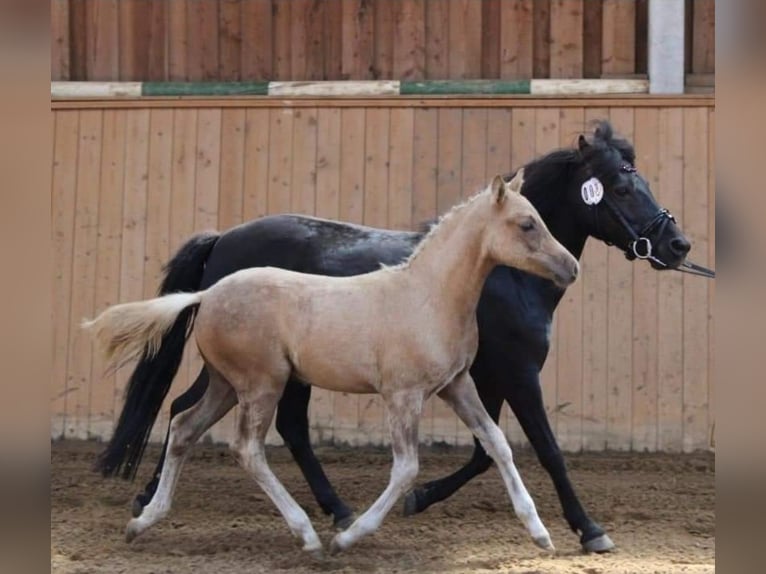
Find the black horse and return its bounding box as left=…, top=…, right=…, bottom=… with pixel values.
left=96, top=122, right=695, bottom=553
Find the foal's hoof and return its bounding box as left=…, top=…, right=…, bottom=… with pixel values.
left=533, top=535, right=555, bottom=553
left=402, top=488, right=424, bottom=517
left=333, top=513, right=356, bottom=531
left=125, top=520, right=141, bottom=544
left=582, top=533, right=615, bottom=554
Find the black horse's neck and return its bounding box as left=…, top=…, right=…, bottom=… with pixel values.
left=517, top=150, right=591, bottom=308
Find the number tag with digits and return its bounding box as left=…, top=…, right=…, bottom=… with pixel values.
left=581, top=177, right=604, bottom=206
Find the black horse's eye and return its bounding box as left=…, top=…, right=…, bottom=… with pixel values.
left=613, top=185, right=630, bottom=196
left=520, top=219, right=535, bottom=232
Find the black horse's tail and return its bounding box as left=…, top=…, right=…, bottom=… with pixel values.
left=94, top=231, right=221, bottom=480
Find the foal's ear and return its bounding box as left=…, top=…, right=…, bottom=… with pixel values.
left=578, top=134, right=591, bottom=152
left=491, top=174, right=507, bottom=204
left=507, top=168, right=524, bottom=194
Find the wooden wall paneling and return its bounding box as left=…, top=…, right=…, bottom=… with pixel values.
left=305, top=0, right=327, bottom=80
left=682, top=107, right=709, bottom=451
left=219, top=0, right=243, bottom=81
left=631, top=107, right=660, bottom=451
left=289, top=0, right=309, bottom=81
left=323, top=0, right=344, bottom=80
left=115, top=110, right=150, bottom=428
left=165, top=109, right=198, bottom=424
left=692, top=0, right=715, bottom=74
left=373, top=0, right=394, bottom=79
left=242, top=108, right=270, bottom=221
left=582, top=0, right=603, bottom=78
left=240, top=0, right=272, bottom=80
left=394, top=0, right=426, bottom=80
left=602, top=0, right=636, bottom=76
left=51, top=0, right=71, bottom=80
left=532, top=0, right=551, bottom=79
left=549, top=0, right=583, bottom=78
left=86, top=0, right=119, bottom=80
left=267, top=109, right=294, bottom=214
left=310, top=107, right=343, bottom=443
left=69, top=0, right=87, bottom=80
left=425, top=0, right=449, bottom=79
left=167, top=0, right=188, bottom=81
left=460, top=108, right=487, bottom=198
left=604, top=107, right=634, bottom=451
left=51, top=111, right=80, bottom=435
left=554, top=107, right=585, bottom=452
left=580, top=106, right=610, bottom=450
left=388, top=108, right=415, bottom=231
left=448, top=0, right=482, bottom=79
left=656, top=107, right=685, bottom=452
left=500, top=0, right=534, bottom=80
left=65, top=110, right=102, bottom=438
left=481, top=0, right=501, bottom=79
left=218, top=109, right=246, bottom=229
left=334, top=108, right=366, bottom=444
left=89, top=110, right=126, bottom=438
left=290, top=107, right=319, bottom=215
left=635, top=0, right=648, bottom=76
left=186, top=0, right=219, bottom=81
left=534, top=108, right=559, bottom=433
left=342, top=0, right=374, bottom=80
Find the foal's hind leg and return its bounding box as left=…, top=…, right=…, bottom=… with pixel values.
left=438, top=372, right=554, bottom=551
left=235, top=387, right=322, bottom=554
left=330, top=390, right=424, bottom=554
left=126, top=370, right=236, bottom=542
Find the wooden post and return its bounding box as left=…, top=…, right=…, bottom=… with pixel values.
left=648, top=0, right=685, bottom=94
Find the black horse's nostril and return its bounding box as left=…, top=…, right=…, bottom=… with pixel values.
left=669, top=237, right=691, bottom=257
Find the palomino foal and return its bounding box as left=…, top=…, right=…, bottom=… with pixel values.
left=85, top=171, right=579, bottom=555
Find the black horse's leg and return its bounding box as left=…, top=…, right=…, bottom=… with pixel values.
left=402, top=383, right=502, bottom=516
left=506, top=373, right=615, bottom=553
left=275, top=379, right=355, bottom=529
left=131, top=368, right=210, bottom=517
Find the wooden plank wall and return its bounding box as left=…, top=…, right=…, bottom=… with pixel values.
left=51, top=97, right=715, bottom=453
left=51, top=0, right=715, bottom=82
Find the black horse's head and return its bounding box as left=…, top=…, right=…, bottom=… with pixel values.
left=571, top=121, right=691, bottom=269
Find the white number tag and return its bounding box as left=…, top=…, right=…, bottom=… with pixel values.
left=581, top=177, right=604, bottom=205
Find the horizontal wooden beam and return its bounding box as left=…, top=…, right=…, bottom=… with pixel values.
left=51, top=95, right=715, bottom=111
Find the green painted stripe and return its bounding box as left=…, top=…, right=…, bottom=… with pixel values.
left=400, top=80, right=531, bottom=95
left=142, top=81, right=270, bottom=96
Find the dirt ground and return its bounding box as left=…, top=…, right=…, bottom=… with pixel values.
left=52, top=440, right=714, bottom=574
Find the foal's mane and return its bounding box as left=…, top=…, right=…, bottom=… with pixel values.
left=515, top=120, right=636, bottom=218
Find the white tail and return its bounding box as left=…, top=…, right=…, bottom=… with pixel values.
left=82, top=292, right=203, bottom=373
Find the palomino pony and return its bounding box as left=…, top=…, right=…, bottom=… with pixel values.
left=97, top=121, right=702, bottom=553
left=85, top=173, right=578, bottom=554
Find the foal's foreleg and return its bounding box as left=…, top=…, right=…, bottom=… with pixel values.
left=438, top=372, right=554, bottom=551
left=235, top=388, right=322, bottom=554
left=126, top=370, right=236, bottom=542
left=330, top=391, right=424, bottom=554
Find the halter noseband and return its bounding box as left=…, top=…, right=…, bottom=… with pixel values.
left=591, top=164, right=715, bottom=278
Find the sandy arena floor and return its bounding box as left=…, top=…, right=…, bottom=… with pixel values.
left=51, top=440, right=714, bottom=574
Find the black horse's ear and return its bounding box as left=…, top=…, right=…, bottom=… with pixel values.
left=578, top=134, right=590, bottom=152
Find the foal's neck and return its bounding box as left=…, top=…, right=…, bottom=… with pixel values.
left=402, top=196, right=494, bottom=320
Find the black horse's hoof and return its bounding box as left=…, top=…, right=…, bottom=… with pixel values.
left=402, top=488, right=425, bottom=517
left=131, top=495, right=147, bottom=518
left=333, top=513, right=356, bottom=531
left=581, top=533, right=615, bottom=554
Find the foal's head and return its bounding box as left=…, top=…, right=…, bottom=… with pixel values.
left=484, top=170, right=579, bottom=288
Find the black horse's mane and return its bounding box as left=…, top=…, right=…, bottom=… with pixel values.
left=510, top=120, right=636, bottom=218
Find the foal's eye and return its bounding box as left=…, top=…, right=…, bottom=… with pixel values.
left=520, top=220, right=535, bottom=232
